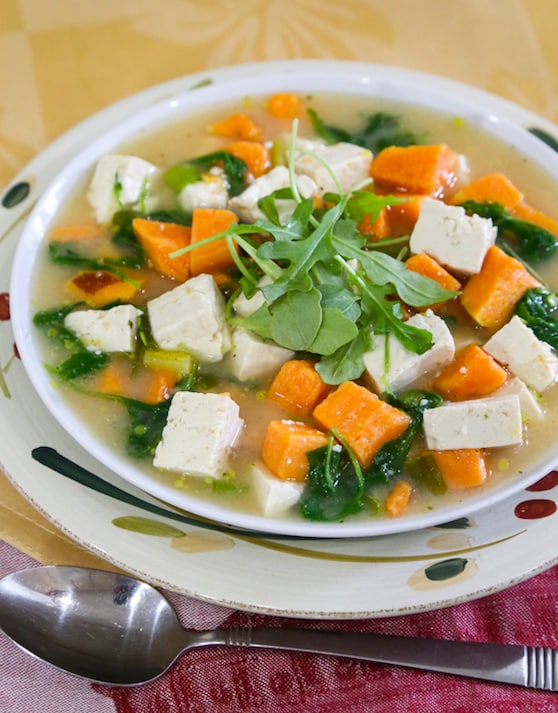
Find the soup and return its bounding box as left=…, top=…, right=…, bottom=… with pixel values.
left=29, top=90, right=558, bottom=525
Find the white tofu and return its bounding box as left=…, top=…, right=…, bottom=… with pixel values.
left=179, top=175, right=228, bottom=212
left=294, top=142, right=372, bottom=195
left=228, top=328, right=294, bottom=382
left=228, top=166, right=317, bottom=223
left=250, top=461, right=304, bottom=517
left=492, top=377, right=543, bottom=421
left=153, top=391, right=243, bottom=478
left=363, top=310, right=455, bottom=394
left=422, top=394, right=523, bottom=450
left=483, top=315, right=558, bottom=393
left=87, top=154, right=167, bottom=224
left=233, top=275, right=273, bottom=318
left=147, top=273, right=230, bottom=363
left=409, top=197, right=496, bottom=274
left=276, top=133, right=328, bottom=162
left=64, top=304, right=141, bottom=353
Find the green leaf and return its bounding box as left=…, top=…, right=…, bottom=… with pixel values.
left=515, top=287, right=558, bottom=349
left=315, top=328, right=372, bottom=385
left=269, top=288, right=323, bottom=350
left=163, top=163, right=203, bottom=192
left=308, top=307, right=358, bottom=355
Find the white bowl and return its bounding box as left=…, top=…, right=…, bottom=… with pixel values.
left=10, top=61, right=558, bottom=538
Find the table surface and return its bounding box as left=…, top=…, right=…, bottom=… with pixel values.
left=2, top=2, right=558, bottom=711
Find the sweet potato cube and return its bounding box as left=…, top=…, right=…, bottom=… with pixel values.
left=144, top=369, right=178, bottom=405
left=432, top=449, right=489, bottom=489
left=460, top=245, right=541, bottom=329
left=433, top=344, right=508, bottom=401
left=189, top=208, right=238, bottom=276
left=266, top=92, right=302, bottom=119
left=370, top=144, right=457, bottom=197
left=358, top=207, right=391, bottom=240
left=385, top=480, right=413, bottom=517
left=268, top=359, right=332, bottom=417
left=225, top=141, right=271, bottom=178
left=450, top=173, right=524, bottom=209
left=312, top=381, right=411, bottom=468
left=262, top=420, right=329, bottom=482
left=132, top=218, right=191, bottom=281
left=386, top=194, right=426, bottom=236
left=405, top=253, right=461, bottom=309
left=511, top=202, right=558, bottom=238
left=210, top=113, right=261, bottom=141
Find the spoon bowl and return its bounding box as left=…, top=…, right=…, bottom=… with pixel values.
left=0, top=565, right=555, bottom=689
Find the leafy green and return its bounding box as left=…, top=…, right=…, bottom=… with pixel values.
left=299, top=441, right=364, bottom=521
left=33, top=304, right=110, bottom=380
left=163, top=151, right=248, bottom=197
left=460, top=200, right=557, bottom=263
left=299, top=390, right=442, bottom=521
left=307, top=109, right=422, bottom=153
left=514, top=287, right=558, bottom=349
left=364, top=390, right=443, bottom=485
left=104, top=396, right=173, bottom=458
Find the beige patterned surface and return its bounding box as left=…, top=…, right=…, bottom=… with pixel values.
left=2, top=0, right=558, bottom=565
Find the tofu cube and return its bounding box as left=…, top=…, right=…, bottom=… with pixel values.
left=422, top=394, right=523, bottom=450
left=233, top=275, right=272, bottom=318
left=363, top=310, right=455, bottom=394
left=64, top=304, right=141, bottom=353
left=228, top=328, right=294, bottom=382
left=87, top=154, right=167, bottom=224
left=228, top=166, right=317, bottom=223
left=147, top=273, right=230, bottom=362
left=483, top=315, right=558, bottom=392
left=250, top=461, right=304, bottom=517
left=294, top=142, right=372, bottom=195
left=409, top=197, right=496, bottom=274
left=492, top=377, right=543, bottom=421
left=179, top=174, right=228, bottom=212
left=153, top=391, right=243, bottom=478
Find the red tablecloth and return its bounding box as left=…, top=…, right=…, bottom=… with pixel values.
left=2, top=539, right=558, bottom=713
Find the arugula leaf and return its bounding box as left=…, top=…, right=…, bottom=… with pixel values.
left=307, top=109, right=422, bottom=153
left=515, top=287, right=558, bottom=349
left=315, top=328, right=371, bottom=384
left=269, top=288, right=323, bottom=350
left=460, top=200, right=558, bottom=263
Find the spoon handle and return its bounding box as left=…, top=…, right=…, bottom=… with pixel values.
left=218, top=627, right=558, bottom=690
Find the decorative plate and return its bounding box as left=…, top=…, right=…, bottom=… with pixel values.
left=2, top=60, right=558, bottom=618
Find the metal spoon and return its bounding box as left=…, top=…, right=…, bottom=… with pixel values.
left=0, top=565, right=556, bottom=689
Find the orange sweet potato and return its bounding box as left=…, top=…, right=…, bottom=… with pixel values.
left=66, top=271, right=140, bottom=307
left=262, top=420, right=329, bottom=482
left=312, top=381, right=411, bottom=468
left=370, top=144, right=457, bottom=197
left=358, top=207, right=391, bottom=240
left=266, top=92, right=302, bottom=119
left=50, top=223, right=103, bottom=242
left=433, top=344, right=507, bottom=401
left=268, top=359, right=332, bottom=417
left=210, top=113, right=261, bottom=141
left=405, top=253, right=461, bottom=310
left=189, top=208, right=239, bottom=276
left=97, top=364, right=125, bottom=397
left=385, top=194, right=426, bottom=235
left=132, top=218, right=192, bottom=281
left=511, top=202, right=558, bottom=238
left=460, top=245, right=541, bottom=329
left=225, top=141, right=271, bottom=178
left=432, top=449, right=489, bottom=489
left=385, top=480, right=413, bottom=517
left=144, top=369, right=178, bottom=405
left=450, top=173, right=524, bottom=209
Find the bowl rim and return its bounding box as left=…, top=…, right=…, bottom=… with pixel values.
left=9, top=60, right=558, bottom=538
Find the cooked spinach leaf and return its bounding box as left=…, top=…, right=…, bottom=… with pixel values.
left=105, top=396, right=173, bottom=458
left=164, top=151, right=248, bottom=197
left=307, top=109, right=422, bottom=153
left=460, top=200, right=557, bottom=263
left=515, top=287, right=558, bottom=349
